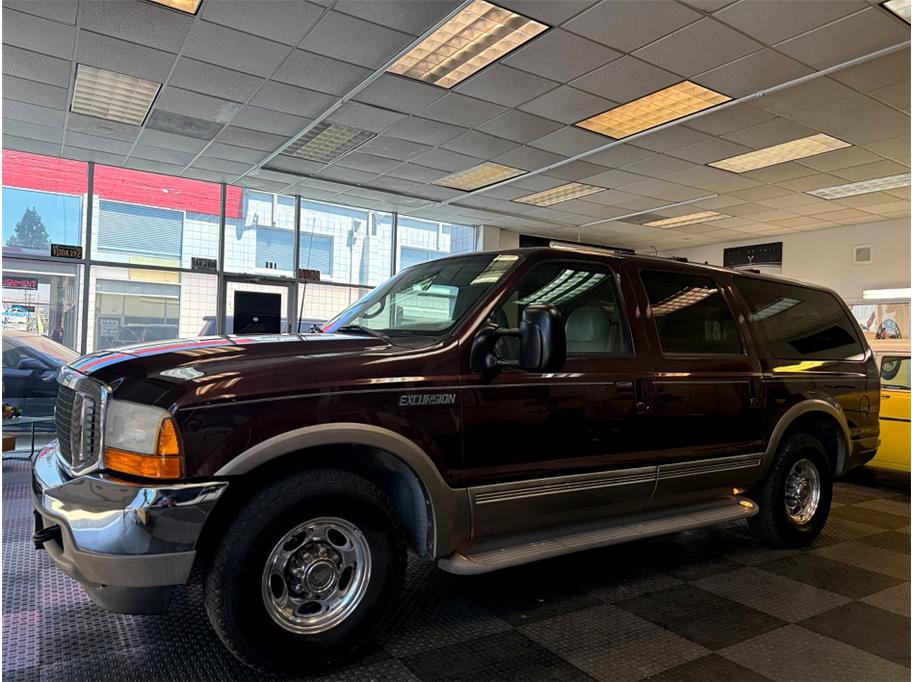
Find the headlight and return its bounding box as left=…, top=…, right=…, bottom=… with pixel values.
left=103, top=399, right=183, bottom=478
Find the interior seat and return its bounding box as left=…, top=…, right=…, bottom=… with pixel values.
left=565, top=305, right=619, bottom=354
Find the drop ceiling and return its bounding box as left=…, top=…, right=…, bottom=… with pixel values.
left=2, top=0, right=909, bottom=252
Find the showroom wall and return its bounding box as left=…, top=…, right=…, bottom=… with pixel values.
left=661, top=219, right=911, bottom=304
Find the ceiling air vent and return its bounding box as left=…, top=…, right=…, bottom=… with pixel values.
left=853, top=244, right=873, bottom=265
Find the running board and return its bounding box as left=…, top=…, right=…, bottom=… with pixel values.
left=438, top=496, right=758, bottom=575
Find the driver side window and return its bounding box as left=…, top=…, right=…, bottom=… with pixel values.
left=494, top=261, right=632, bottom=360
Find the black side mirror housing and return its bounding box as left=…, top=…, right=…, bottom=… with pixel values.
left=471, top=304, right=566, bottom=374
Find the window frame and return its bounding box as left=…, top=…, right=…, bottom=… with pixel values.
left=640, top=267, right=747, bottom=359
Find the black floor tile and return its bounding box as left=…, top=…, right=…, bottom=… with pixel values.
left=856, top=530, right=911, bottom=555
left=830, top=505, right=910, bottom=530
left=800, top=601, right=911, bottom=668
left=401, top=630, right=594, bottom=681
left=645, top=653, right=770, bottom=681
left=615, top=584, right=786, bottom=650
left=758, top=554, right=904, bottom=599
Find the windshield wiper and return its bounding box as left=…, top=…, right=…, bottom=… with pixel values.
left=882, top=383, right=909, bottom=390
left=336, top=324, right=387, bottom=339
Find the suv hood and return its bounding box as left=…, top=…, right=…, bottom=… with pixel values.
left=69, top=333, right=407, bottom=408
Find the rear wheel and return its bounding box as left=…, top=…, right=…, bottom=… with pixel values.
left=748, top=433, right=832, bottom=547
left=204, top=469, right=406, bottom=674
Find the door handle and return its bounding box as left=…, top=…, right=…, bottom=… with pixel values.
left=635, top=401, right=652, bottom=415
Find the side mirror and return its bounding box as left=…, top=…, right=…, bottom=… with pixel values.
left=471, top=304, right=566, bottom=374
left=17, top=357, right=46, bottom=371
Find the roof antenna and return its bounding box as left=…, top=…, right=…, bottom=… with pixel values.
left=649, top=245, right=658, bottom=256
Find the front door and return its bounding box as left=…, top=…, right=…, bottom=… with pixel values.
left=631, top=265, right=765, bottom=506
left=222, top=278, right=295, bottom=334
left=459, top=257, right=657, bottom=540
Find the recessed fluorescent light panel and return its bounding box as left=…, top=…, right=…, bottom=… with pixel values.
left=883, top=0, right=911, bottom=23
left=284, top=122, right=376, bottom=164
left=806, top=173, right=911, bottom=199
left=863, top=287, right=911, bottom=300
left=576, top=81, right=730, bottom=139
left=70, top=65, right=161, bottom=125
left=388, top=0, right=548, bottom=89
left=434, top=162, right=524, bottom=190
left=644, top=211, right=728, bottom=228
left=147, top=0, right=202, bottom=14
left=514, top=183, right=606, bottom=206
left=709, top=134, right=851, bottom=173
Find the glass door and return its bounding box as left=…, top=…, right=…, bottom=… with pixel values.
left=222, top=277, right=295, bottom=335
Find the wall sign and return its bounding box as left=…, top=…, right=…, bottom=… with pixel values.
left=51, top=243, right=83, bottom=259
left=3, top=276, right=38, bottom=290
left=723, top=242, right=783, bottom=268
left=298, top=268, right=321, bottom=282
left=191, top=257, right=217, bottom=273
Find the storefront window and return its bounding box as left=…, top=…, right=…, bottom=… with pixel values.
left=852, top=301, right=911, bottom=340
left=92, top=165, right=224, bottom=268
left=395, top=216, right=475, bottom=272
left=298, top=282, right=371, bottom=325
left=225, top=190, right=296, bottom=278
left=2, top=151, right=87, bottom=258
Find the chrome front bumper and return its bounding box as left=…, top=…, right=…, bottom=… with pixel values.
left=31, top=442, right=228, bottom=614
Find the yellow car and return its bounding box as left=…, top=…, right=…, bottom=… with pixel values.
left=868, top=339, right=911, bottom=473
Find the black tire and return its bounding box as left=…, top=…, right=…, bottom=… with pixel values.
left=747, top=433, right=833, bottom=547
left=204, top=468, right=406, bottom=674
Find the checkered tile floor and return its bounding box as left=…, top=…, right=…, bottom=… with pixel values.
left=3, top=459, right=909, bottom=681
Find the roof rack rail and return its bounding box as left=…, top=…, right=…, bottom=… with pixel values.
left=548, top=241, right=636, bottom=255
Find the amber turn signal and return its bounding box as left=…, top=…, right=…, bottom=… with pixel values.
left=104, top=418, right=183, bottom=479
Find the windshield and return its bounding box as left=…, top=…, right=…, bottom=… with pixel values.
left=323, top=253, right=521, bottom=336
left=14, top=334, right=80, bottom=365
left=880, top=355, right=911, bottom=390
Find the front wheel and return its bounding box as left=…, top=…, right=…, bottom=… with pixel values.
left=747, top=433, right=833, bottom=547
left=204, top=469, right=406, bottom=674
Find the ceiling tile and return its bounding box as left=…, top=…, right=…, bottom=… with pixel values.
left=130, top=144, right=197, bottom=165
left=494, top=0, right=598, bottom=25
left=831, top=48, right=910, bottom=92
left=334, top=152, right=403, bottom=174
left=795, top=146, right=885, bottom=172
left=385, top=117, right=465, bottom=145
left=3, top=45, right=71, bottom=88
left=509, top=174, right=568, bottom=191
left=170, top=58, right=264, bottom=104
left=865, top=135, right=911, bottom=161
left=519, top=86, right=615, bottom=124
left=618, top=178, right=706, bottom=201
left=355, top=136, right=433, bottom=161
left=679, top=0, right=738, bottom=10
left=694, top=49, right=812, bottom=98
left=316, top=166, right=379, bottom=185
left=334, top=0, right=460, bottom=36
left=66, top=112, right=140, bottom=141
left=633, top=18, right=763, bottom=77
left=4, top=118, right=62, bottom=143
left=4, top=0, right=76, bottom=24
left=721, top=117, right=819, bottom=149
left=299, top=10, right=412, bottom=69
left=503, top=29, right=621, bottom=82
left=194, top=156, right=253, bottom=175
left=830, top=159, right=909, bottom=181
left=630, top=126, right=713, bottom=152
left=869, top=81, right=910, bottom=113
left=126, top=158, right=187, bottom=176
left=155, top=87, right=243, bottom=124
left=789, top=94, right=903, bottom=131
left=76, top=29, right=177, bottom=82
left=79, top=0, right=193, bottom=53
left=742, top=161, right=819, bottom=183
left=620, top=154, right=701, bottom=178
left=328, top=101, right=406, bottom=133
left=442, top=130, right=520, bottom=158
left=727, top=185, right=794, bottom=202
left=274, top=50, right=373, bottom=96
left=583, top=145, right=656, bottom=168
left=754, top=77, right=855, bottom=116
left=579, top=168, right=649, bottom=188
left=201, top=143, right=265, bottom=164
left=528, top=126, right=607, bottom=156
left=570, top=56, right=680, bottom=104
left=714, top=0, right=866, bottom=45
left=685, top=103, right=776, bottom=136
left=492, top=145, right=564, bottom=171
left=827, top=112, right=910, bottom=145
left=3, top=7, right=75, bottom=60
left=3, top=100, right=65, bottom=129
left=775, top=8, right=910, bottom=70
left=477, top=110, right=563, bottom=143
left=353, top=74, right=444, bottom=113
left=776, top=173, right=847, bottom=192
left=138, top=129, right=210, bottom=154
left=413, top=148, right=483, bottom=172
left=201, top=0, right=324, bottom=46
left=215, top=125, right=287, bottom=151
left=183, top=21, right=292, bottom=78
left=146, top=110, right=223, bottom=140
left=62, top=146, right=124, bottom=166
left=418, top=93, right=507, bottom=127
left=564, top=0, right=700, bottom=52
left=662, top=164, right=761, bottom=191
left=231, top=105, right=311, bottom=136
left=2, top=75, right=68, bottom=109
left=455, top=65, right=558, bottom=107
left=262, top=155, right=326, bottom=176
left=250, top=82, right=336, bottom=118
left=383, top=163, right=448, bottom=183
left=545, top=160, right=606, bottom=181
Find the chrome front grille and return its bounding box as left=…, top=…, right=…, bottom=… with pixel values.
left=54, top=367, right=108, bottom=474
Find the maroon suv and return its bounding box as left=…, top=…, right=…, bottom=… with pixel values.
left=32, top=245, right=880, bottom=673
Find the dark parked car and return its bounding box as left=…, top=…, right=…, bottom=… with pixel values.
left=32, top=247, right=880, bottom=674
left=2, top=330, right=78, bottom=427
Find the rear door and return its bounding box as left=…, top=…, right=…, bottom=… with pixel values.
left=631, top=265, right=765, bottom=506
left=459, top=256, right=657, bottom=538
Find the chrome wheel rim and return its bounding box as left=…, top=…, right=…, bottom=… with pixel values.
left=261, top=516, right=371, bottom=634
left=784, top=458, right=821, bottom=525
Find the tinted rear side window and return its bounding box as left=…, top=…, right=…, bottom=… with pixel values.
left=642, top=269, right=742, bottom=355
left=734, top=277, right=864, bottom=361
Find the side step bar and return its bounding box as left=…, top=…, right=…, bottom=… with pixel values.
left=438, top=496, right=758, bottom=575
